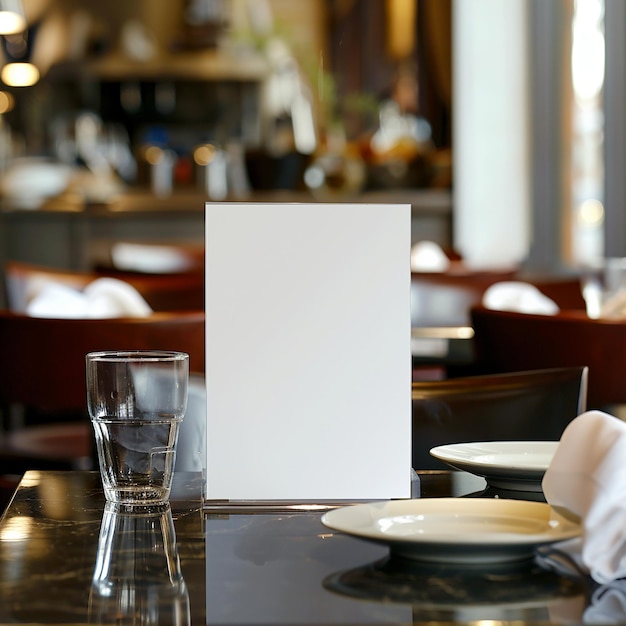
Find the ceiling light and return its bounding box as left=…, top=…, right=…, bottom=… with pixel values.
left=0, top=1, right=25, bottom=35
left=1, top=61, right=39, bottom=86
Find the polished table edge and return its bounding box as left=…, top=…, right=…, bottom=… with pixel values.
left=202, top=500, right=381, bottom=514
left=0, top=469, right=476, bottom=518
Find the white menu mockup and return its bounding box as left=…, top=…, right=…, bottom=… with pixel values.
left=204, top=202, right=411, bottom=501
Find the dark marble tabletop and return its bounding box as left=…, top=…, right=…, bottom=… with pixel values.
left=0, top=469, right=608, bottom=625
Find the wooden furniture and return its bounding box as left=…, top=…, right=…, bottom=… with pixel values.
left=470, top=306, right=626, bottom=409
left=412, top=366, right=588, bottom=470
left=411, top=270, right=586, bottom=330
left=409, top=270, right=586, bottom=378
left=0, top=309, right=205, bottom=419
left=0, top=471, right=208, bottom=623
left=0, top=470, right=591, bottom=624
left=4, top=260, right=205, bottom=312
left=521, top=275, right=587, bottom=311
left=0, top=309, right=205, bottom=509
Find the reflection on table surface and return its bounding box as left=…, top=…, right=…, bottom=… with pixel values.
left=0, top=469, right=607, bottom=624
left=0, top=471, right=205, bottom=624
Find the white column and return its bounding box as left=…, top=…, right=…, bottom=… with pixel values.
left=453, top=0, right=531, bottom=269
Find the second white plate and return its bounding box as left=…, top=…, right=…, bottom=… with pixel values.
left=429, top=441, right=558, bottom=492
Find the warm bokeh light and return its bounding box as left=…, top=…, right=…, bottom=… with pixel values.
left=1, top=61, right=39, bottom=86
left=579, top=198, right=605, bottom=225
left=194, top=144, right=217, bottom=166
left=145, top=145, right=164, bottom=165
left=0, top=516, right=32, bottom=542
left=0, top=10, right=26, bottom=35
left=386, top=0, right=416, bottom=59
left=0, top=89, right=14, bottom=113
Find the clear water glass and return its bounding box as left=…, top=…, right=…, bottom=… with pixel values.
left=86, top=350, right=189, bottom=505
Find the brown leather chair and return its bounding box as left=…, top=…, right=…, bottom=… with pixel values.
left=470, top=305, right=625, bottom=409
left=409, top=269, right=585, bottom=379
left=0, top=309, right=205, bottom=419
left=412, top=366, right=588, bottom=470
left=0, top=309, right=205, bottom=507
left=520, top=275, right=587, bottom=311
left=4, top=260, right=205, bottom=313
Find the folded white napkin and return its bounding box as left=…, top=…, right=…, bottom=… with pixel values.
left=410, top=241, right=450, bottom=273
left=541, top=410, right=626, bottom=584
left=26, top=277, right=153, bottom=319
left=482, top=281, right=560, bottom=315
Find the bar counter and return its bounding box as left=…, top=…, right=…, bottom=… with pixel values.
left=0, top=470, right=600, bottom=625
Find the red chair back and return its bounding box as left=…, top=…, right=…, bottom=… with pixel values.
left=471, top=306, right=624, bottom=408
left=0, top=310, right=205, bottom=415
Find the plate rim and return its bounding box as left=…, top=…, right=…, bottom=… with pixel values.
left=321, top=497, right=580, bottom=550
left=429, top=440, right=558, bottom=476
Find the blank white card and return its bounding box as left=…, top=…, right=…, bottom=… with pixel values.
left=205, top=203, right=411, bottom=500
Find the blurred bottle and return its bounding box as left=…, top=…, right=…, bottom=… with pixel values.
left=365, top=61, right=436, bottom=189
left=303, top=125, right=365, bottom=200
left=194, top=140, right=250, bottom=200
left=180, top=0, right=229, bottom=49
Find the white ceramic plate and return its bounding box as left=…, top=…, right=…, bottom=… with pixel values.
left=429, top=441, right=558, bottom=492
left=321, top=498, right=580, bottom=564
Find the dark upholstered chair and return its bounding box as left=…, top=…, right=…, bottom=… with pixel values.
left=0, top=310, right=205, bottom=422
left=470, top=305, right=626, bottom=409
left=412, top=366, right=588, bottom=470
left=0, top=310, right=205, bottom=509
left=409, top=271, right=586, bottom=380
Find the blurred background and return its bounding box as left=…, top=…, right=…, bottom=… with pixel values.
left=0, top=0, right=620, bottom=290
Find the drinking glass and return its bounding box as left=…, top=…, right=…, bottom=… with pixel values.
left=86, top=350, right=189, bottom=505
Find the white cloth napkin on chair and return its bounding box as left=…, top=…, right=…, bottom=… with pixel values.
left=541, top=410, right=626, bottom=584
left=26, top=277, right=153, bottom=318
left=482, top=281, right=560, bottom=315
left=410, top=241, right=450, bottom=273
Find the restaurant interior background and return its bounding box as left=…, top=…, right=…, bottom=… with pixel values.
left=0, top=0, right=622, bottom=302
